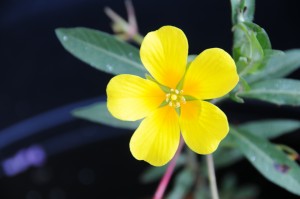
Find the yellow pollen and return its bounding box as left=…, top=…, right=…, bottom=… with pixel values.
left=165, top=88, right=185, bottom=108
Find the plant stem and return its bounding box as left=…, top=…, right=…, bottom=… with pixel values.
left=153, top=137, right=184, bottom=199
left=206, top=154, right=219, bottom=199
left=132, top=33, right=144, bottom=45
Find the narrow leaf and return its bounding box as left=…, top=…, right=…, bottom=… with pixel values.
left=246, top=49, right=300, bottom=83
left=238, top=119, right=300, bottom=139
left=56, top=27, right=146, bottom=76
left=230, top=127, right=300, bottom=195
left=239, top=78, right=300, bottom=106
left=72, top=102, right=140, bottom=130
left=233, top=23, right=264, bottom=74
left=244, top=22, right=271, bottom=50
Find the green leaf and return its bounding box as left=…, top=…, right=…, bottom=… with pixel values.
left=213, top=132, right=243, bottom=168
left=230, top=0, right=255, bottom=25
left=230, top=127, right=300, bottom=196
left=233, top=21, right=273, bottom=75
left=167, top=168, right=195, bottom=199
left=246, top=49, right=300, bottom=83
left=228, top=84, right=245, bottom=103
left=219, top=174, right=259, bottom=199
left=140, top=165, right=167, bottom=184
left=55, top=27, right=146, bottom=76
left=214, top=119, right=300, bottom=168
left=250, top=49, right=283, bottom=73
left=244, top=22, right=271, bottom=50
left=239, top=78, right=300, bottom=106
left=242, top=0, right=255, bottom=22
left=233, top=23, right=264, bottom=75
left=230, top=0, right=241, bottom=25
left=72, top=102, right=140, bottom=130
left=238, top=119, right=300, bottom=139
left=140, top=155, right=186, bottom=184
left=214, top=147, right=243, bottom=168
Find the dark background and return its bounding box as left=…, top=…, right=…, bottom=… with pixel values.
left=0, top=0, right=300, bottom=198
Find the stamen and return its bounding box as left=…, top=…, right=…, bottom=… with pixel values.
left=166, top=93, right=170, bottom=102
left=165, top=88, right=185, bottom=108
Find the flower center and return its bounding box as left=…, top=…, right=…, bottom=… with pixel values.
left=165, top=88, right=186, bottom=108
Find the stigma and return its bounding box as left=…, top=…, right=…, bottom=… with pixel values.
left=166, top=88, right=186, bottom=108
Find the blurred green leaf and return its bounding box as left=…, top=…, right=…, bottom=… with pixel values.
left=214, top=134, right=244, bottom=168
left=72, top=102, right=140, bottom=130
left=167, top=168, right=195, bottom=199
left=234, top=185, right=259, bottom=199
left=240, top=77, right=251, bottom=91
left=55, top=27, right=146, bottom=76
left=239, top=78, right=300, bottom=106
left=140, top=155, right=186, bottom=184
left=214, top=119, right=300, bottom=169
left=230, top=127, right=300, bottom=196
left=238, top=119, right=300, bottom=139
left=220, top=174, right=259, bottom=199
left=246, top=49, right=300, bottom=83
left=249, top=49, right=283, bottom=75
left=214, top=147, right=243, bottom=168
left=228, top=83, right=245, bottom=103
left=140, top=165, right=167, bottom=184
left=231, top=0, right=255, bottom=25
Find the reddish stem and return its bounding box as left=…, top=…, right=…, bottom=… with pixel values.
left=153, top=137, right=185, bottom=199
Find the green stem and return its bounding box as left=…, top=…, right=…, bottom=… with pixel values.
left=132, top=33, right=144, bottom=45
left=206, top=154, right=219, bottom=199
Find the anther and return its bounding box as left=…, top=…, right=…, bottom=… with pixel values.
left=165, top=88, right=185, bottom=108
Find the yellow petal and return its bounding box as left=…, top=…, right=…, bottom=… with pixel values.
left=130, top=106, right=180, bottom=166
left=179, top=100, right=229, bottom=154
left=140, top=26, right=188, bottom=88
left=183, top=48, right=239, bottom=99
left=107, top=74, right=165, bottom=121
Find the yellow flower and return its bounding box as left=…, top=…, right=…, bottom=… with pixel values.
left=106, top=26, right=239, bottom=166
